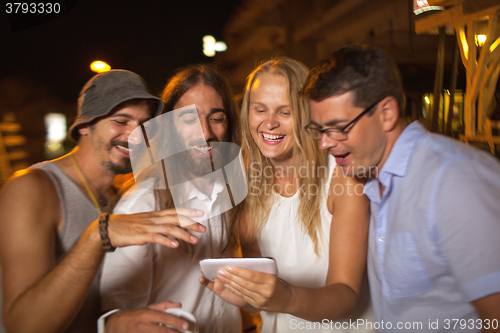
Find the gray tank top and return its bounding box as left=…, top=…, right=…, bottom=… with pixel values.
left=31, top=161, right=102, bottom=333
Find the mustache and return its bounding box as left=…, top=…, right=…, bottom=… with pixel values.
left=189, top=140, right=215, bottom=147
left=110, top=139, right=128, bottom=149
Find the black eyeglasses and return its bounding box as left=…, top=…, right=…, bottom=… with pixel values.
left=305, top=98, right=383, bottom=141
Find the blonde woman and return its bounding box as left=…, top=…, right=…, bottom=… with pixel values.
left=202, top=58, right=375, bottom=332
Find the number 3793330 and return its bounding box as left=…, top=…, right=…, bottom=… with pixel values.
left=6, top=2, right=61, bottom=14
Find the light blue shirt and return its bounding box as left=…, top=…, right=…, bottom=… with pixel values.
left=364, top=121, right=500, bottom=332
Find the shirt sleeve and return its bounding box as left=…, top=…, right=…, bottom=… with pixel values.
left=432, top=153, right=500, bottom=302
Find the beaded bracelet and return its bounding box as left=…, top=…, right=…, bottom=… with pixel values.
left=99, top=213, right=115, bottom=252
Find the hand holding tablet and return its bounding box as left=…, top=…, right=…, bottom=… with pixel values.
left=199, top=257, right=277, bottom=280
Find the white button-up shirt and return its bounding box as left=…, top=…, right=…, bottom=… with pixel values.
left=100, top=177, right=241, bottom=333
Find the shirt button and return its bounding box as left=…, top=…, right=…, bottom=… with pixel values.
left=378, top=236, right=384, bottom=242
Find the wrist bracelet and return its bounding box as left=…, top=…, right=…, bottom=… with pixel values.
left=243, top=324, right=257, bottom=333
left=99, top=213, right=115, bottom=252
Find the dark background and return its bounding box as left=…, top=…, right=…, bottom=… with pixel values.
left=0, top=0, right=242, bottom=165
left=1, top=0, right=242, bottom=101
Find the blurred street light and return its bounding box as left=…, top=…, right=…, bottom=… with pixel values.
left=475, top=34, right=487, bottom=47
left=90, top=61, right=111, bottom=73
left=203, top=35, right=227, bottom=57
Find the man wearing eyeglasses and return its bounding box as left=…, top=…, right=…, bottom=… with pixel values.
left=301, top=45, right=500, bottom=332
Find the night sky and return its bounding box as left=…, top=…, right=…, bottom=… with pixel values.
left=0, top=0, right=242, bottom=103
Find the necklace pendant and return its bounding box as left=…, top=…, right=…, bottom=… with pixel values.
left=99, top=196, right=108, bottom=207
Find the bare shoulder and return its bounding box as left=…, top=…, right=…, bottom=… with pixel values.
left=0, top=167, right=60, bottom=234
left=326, top=165, right=368, bottom=215
left=0, top=168, right=63, bottom=314
left=5, top=167, right=54, bottom=186
left=0, top=167, right=59, bottom=209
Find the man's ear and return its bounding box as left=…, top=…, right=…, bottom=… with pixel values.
left=380, top=96, right=400, bottom=132
left=78, top=123, right=91, bottom=137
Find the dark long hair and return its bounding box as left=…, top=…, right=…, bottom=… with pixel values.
left=161, top=65, right=241, bottom=146
left=156, top=65, right=241, bottom=254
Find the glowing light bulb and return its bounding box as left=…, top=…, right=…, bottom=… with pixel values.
left=475, top=34, right=487, bottom=47
left=90, top=61, right=111, bottom=73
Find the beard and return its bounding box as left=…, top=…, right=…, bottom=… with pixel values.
left=102, top=139, right=133, bottom=174
left=183, top=141, right=226, bottom=177
left=104, top=158, right=132, bottom=175
left=165, top=140, right=228, bottom=186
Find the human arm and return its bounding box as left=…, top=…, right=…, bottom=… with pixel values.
left=215, top=169, right=370, bottom=321
left=0, top=170, right=205, bottom=333
left=199, top=205, right=261, bottom=311
left=471, top=294, right=500, bottom=332
left=433, top=157, right=500, bottom=330
left=0, top=169, right=102, bottom=333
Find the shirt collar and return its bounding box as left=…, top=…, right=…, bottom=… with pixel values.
left=379, top=121, right=427, bottom=180
left=364, top=121, right=426, bottom=201
left=173, top=176, right=225, bottom=205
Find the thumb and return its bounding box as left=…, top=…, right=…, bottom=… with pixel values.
left=199, top=277, right=214, bottom=291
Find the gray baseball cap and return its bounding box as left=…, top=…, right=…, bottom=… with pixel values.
left=69, top=69, right=164, bottom=141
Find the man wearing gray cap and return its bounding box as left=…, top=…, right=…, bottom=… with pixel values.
left=0, top=70, right=204, bottom=333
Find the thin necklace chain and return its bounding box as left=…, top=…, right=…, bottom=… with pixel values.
left=70, top=153, right=114, bottom=214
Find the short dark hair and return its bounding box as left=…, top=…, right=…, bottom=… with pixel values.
left=160, top=65, right=240, bottom=145
left=301, top=45, right=405, bottom=116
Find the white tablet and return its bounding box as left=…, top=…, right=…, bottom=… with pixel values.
left=199, top=257, right=277, bottom=280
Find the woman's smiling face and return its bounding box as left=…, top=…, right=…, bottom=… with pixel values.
left=248, top=73, right=295, bottom=166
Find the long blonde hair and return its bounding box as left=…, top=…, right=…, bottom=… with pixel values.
left=240, top=58, right=328, bottom=255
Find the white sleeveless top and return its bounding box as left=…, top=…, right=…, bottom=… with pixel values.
left=257, top=155, right=375, bottom=333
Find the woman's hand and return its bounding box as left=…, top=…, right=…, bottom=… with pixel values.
left=199, top=274, right=249, bottom=308
left=217, top=267, right=294, bottom=313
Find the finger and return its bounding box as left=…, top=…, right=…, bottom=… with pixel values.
left=225, top=266, right=266, bottom=281
left=147, top=224, right=199, bottom=244
left=154, top=313, right=189, bottom=332
left=218, top=271, right=254, bottom=294
left=199, top=277, right=214, bottom=290
left=146, top=234, right=180, bottom=248
left=146, top=233, right=187, bottom=248
left=219, top=267, right=267, bottom=285
left=154, top=214, right=206, bottom=233
left=147, top=300, right=181, bottom=312
left=175, top=207, right=205, bottom=218
left=218, top=270, right=267, bottom=302
left=223, top=282, right=256, bottom=306
left=156, top=207, right=205, bottom=218
left=176, top=216, right=206, bottom=232
left=213, top=277, right=230, bottom=295
left=200, top=277, right=234, bottom=298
